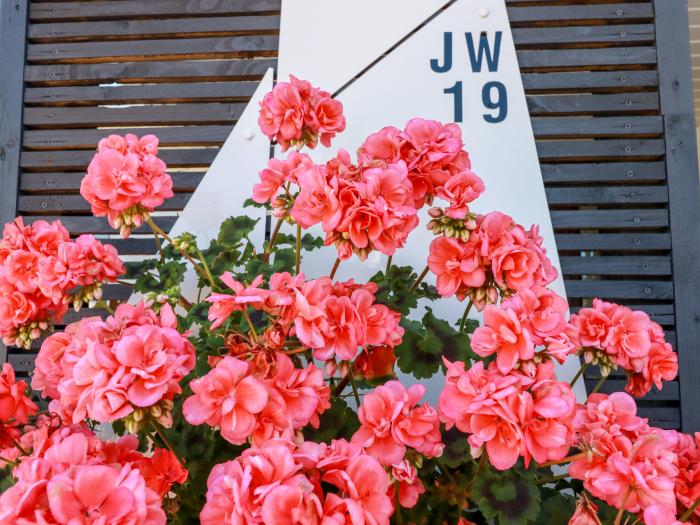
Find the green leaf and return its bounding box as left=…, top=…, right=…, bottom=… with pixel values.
left=440, top=426, right=473, bottom=469
left=304, top=397, right=359, bottom=442
left=472, top=467, right=541, bottom=525
left=244, top=198, right=265, bottom=208
left=217, top=216, right=259, bottom=246
left=534, top=489, right=576, bottom=525
left=395, top=307, right=475, bottom=380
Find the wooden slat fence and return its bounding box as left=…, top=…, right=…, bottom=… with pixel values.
left=2, top=0, right=699, bottom=431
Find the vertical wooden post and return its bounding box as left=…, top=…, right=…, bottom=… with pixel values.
left=0, top=0, right=28, bottom=363
left=654, top=0, right=700, bottom=433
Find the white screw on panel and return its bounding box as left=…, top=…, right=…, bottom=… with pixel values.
left=243, top=131, right=255, bottom=141
left=479, top=8, right=489, bottom=17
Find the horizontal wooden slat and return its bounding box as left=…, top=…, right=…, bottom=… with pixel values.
left=24, top=81, right=259, bottom=106
left=570, top=305, right=673, bottom=329
left=24, top=103, right=245, bottom=128
left=22, top=215, right=178, bottom=235
left=536, top=138, right=665, bottom=160
left=21, top=149, right=217, bottom=170
left=103, top=239, right=159, bottom=256
left=24, top=58, right=276, bottom=86
left=34, top=128, right=665, bottom=153
left=626, top=304, right=675, bottom=325
left=18, top=194, right=191, bottom=213
left=506, top=4, right=654, bottom=23
left=545, top=185, right=668, bottom=205
left=24, top=126, right=232, bottom=150
left=8, top=353, right=38, bottom=373
left=541, top=162, right=666, bottom=183
left=522, top=70, right=658, bottom=92
left=564, top=280, right=673, bottom=300
left=559, top=256, right=672, bottom=276
left=27, top=35, right=279, bottom=64
left=555, top=233, right=671, bottom=251
left=29, top=0, right=282, bottom=21
left=100, top=283, right=135, bottom=300
left=21, top=171, right=205, bottom=193
left=531, top=116, right=663, bottom=138
left=517, top=47, right=657, bottom=70
left=28, top=15, right=281, bottom=42
left=550, top=209, right=669, bottom=229
left=584, top=379, right=679, bottom=402
left=527, top=93, right=658, bottom=115
left=512, top=24, right=654, bottom=47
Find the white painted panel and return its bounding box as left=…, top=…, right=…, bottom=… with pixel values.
left=163, top=69, right=274, bottom=300
left=277, top=0, right=584, bottom=399
left=278, top=0, right=449, bottom=94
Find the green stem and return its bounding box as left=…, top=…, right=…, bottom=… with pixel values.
left=150, top=421, right=185, bottom=467
left=348, top=368, right=361, bottom=407
left=613, top=489, right=632, bottom=525
left=242, top=308, right=259, bottom=341
left=385, top=255, right=392, bottom=275
left=458, top=301, right=474, bottom=332
left=535, top=473, right=569, bottom=485
left=262, top=217, right=283, bottom=263
left=93, top=300, right=114, bottom=315
left=11, top=437, right=28, bottom=456
left=295, top=223, right=302, bottom=274
left=394, top=480, right=404, bottom=524
left=409, top=265, right=429, bottom=293
left=330, top=258, right=341, bottom=280
left=148, top=220, right=165, bottom=262
left=590, top=375, right=608, bottom=395
left=193, top=245, right=216, bottom=289
left=680, top=496, right=700, bottom=521
left=0, top=455, right=17, bottom=466
left=569, top=361, right=591, bottom=387
left=147, top=218, right=215, bottom=288
left=332, top=374, right=350, bottom=397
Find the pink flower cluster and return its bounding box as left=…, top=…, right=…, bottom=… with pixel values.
left=571, top=299, right=677, bottom=397
left=200, top=439, right=395, bottom=525
left=207, top=272, right=403, bottom=364
left=569, top=392, right=680, bottom=518
left=80, top=134, right=174, bottom=238
left=471, top=286, right=577, bottom=373
left=0, top=425, right=178, bottom=524
left=253, top=118, right=482, bottom=260
left=258, top=76, right=346, bottom=151
left=351, top=381, right=443, bottom=466
left=183, top=353, right=330, bottom=446
left=0, top=363, right=38, bottom=453
left=357, top=119, right=475, bottom=209
left=428, top=211, right=557, bottom=309
left=32, top=302, right=195, bottom=428
left=439, top=360, right=576, bottom=471
left=0, top=218, right=124, bottom=348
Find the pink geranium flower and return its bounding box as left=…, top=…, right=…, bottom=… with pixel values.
left=81, top=134, right=173, bottom=238
left=184, top=356, right=268, bottom=445
left=428, top=236, right=486, bottom=299
left=352, top=381, right=443, bottom=466
left=258, top=76, right=345, bottom=151
left=0, top=363, right=38, bottom=425
left=0, top=218, right=124, bottom=348
left=471, top=303, right=535, bottom=374
left=439, top=360, right=575, bottom=471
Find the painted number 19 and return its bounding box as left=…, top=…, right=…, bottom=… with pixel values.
left=444, top=80, right=508, bottom=124
left=432, top=31, right=508, bottom=124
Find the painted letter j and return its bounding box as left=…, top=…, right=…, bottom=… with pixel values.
left=430, top=32, right=452, bottom=73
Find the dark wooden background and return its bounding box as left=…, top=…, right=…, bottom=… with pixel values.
left=1, top=0, right=699, bottom=431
